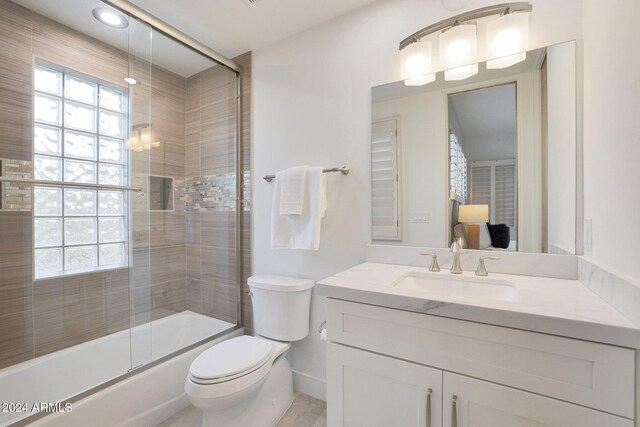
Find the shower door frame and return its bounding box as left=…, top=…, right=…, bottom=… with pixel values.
left=15, top=1, right=245, bottom=424
left=102, top=0, right=245, bottom=329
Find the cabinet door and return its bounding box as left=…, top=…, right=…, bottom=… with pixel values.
left=442, top=372, right=633, bottom=427
left=327, top=343, right=442, bottom=427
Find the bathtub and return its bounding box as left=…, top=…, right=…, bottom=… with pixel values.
left=0, top=311, right=241, bottom=426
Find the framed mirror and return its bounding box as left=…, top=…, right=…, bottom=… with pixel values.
left=371, top=40, right=578, bottom=254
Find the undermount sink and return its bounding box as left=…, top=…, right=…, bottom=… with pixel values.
left=392, top=271, right=519, bottom=302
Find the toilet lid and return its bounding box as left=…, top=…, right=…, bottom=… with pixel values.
left=189, top=336, right=274, bottom=380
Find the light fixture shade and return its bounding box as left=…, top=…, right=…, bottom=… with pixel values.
left=401, top=39, right=434, bottom=80
left=458, top=204, right=489, bottom=223
left=404, top=73, right=436, bottom=86
left=486, top=12, right=529, bottom=69
left=439, top=24, right=477, bottom=68
left=444, top=63, right=478, bottom=81
left=487, top=52, right=527, bottom=69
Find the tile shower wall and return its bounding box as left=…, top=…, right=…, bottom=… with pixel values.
left=184, top=52, right=253, bottom=333
left=0, top=0, right=251, bottom=369
left=0, top=1, right=185, bottom=363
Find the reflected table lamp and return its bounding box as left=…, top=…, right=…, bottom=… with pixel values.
left=458, top=204, right=489, bottom=250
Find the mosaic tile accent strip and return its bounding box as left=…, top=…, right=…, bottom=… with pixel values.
left=183, top=171, right=250, bottom=212
left=1, top=158, right=32, bottom=211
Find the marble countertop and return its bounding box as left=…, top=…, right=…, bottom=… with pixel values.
left=317, top=262, right=640, bottom=349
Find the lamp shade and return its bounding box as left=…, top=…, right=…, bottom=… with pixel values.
left=401, top=39, right=434, bottom=81
left=458, top=204, right=489, bottom=223
left=439, top=24, right=477, bottom=68
left=486, top=12, right=529, bottom=69
left=444, top=63, right=478, bottom=81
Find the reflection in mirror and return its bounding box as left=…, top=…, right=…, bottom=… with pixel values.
left=371, top=41, right=577, bottom=254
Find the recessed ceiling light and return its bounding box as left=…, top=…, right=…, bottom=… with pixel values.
left=124, top=77, right=137, bottom=85
left=92, top=7, right=128, bottom=29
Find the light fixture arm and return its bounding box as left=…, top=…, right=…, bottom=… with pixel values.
left=399, top=2, right=532, bottom=50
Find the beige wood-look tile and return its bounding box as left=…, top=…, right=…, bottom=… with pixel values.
left=200, top=211, right=236, bottom=249
left=150, top=138, right=186, bottom=177
left=201, top=65, right=236, bottom=105
left=33, top=272, right=107, bottom=357
left=186, top=245, right=202, bottom=280
left=185, top=212, right=201, bottom=244
left=149, top=212, right=186, bottom=248
left=151, top=278, right=187, bottom=321
left=201, top=279, right=237, bottom=323
left=105, top=269, right=130, bottom=334
left=32, top=15, right=128, bottom=86
left=0, top=310, right=33, bottom=370
left=185, top=143, right=201, bottom=177
left=200, top=246, right=237, bottom=283
left=186, top=75, right=201, bottom=113
left=0, top=0, right=32, bottom=82
left=0, top=76, right=32, bottom=161
left=150, top=245, right=187, bottom=285
left=186, top=278, right=202, bottom=314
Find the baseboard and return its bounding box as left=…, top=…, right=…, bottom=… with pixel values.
left=292, top=370, right=326, bottom=402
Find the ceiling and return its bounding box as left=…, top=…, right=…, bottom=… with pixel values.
left=449, top=83, right=517, bottom=140
left=11, top=0, right=378, bottom=77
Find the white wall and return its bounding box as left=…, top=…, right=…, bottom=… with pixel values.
left=253, top=0, right=583, bottom=398
left=546, top=42, right=577, bottom=255
left=582, top=0, right=640, bottom=280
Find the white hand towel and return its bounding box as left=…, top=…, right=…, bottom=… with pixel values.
left=279, top=166, right=307, bottom=215
left=271, top=167, right=327, bottom=250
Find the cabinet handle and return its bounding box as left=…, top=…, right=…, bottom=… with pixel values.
left=426, top=388, right=432, bottom=427
left=451, top=395, right=458, bottom=427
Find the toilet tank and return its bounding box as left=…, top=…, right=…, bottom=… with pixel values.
left=248, top=275, right=314, bottom=341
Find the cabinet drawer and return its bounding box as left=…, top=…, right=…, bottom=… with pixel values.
left=443, top=372, right=633, bottom=427
left=327, top=342, right=442, bottom=427
left=327, top=298, right=635, bottom=418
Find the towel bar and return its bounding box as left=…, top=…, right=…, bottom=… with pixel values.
left=263, top=166, right=349, bottom=182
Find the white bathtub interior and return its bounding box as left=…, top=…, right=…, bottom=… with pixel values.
left=0, top=311, right=234, bottom=426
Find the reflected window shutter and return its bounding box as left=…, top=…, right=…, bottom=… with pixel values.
left=470, top=164, right=492, bottom=208
left=372, top=119, right=400, bottom=239
left=494, top=163, right=515, bottom=227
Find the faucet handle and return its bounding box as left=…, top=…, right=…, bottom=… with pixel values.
left=476, top=256, right=499, bottom=276
left=420, top=252, right=441, bottom=272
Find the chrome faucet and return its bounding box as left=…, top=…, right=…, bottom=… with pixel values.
left=450, top=241, right=463, bottom=274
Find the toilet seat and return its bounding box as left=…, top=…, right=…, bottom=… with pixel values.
left=189, top=336, right=274, bottom=385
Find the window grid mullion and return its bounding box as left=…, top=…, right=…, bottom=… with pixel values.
left=34, top=66, right=129, bottom=278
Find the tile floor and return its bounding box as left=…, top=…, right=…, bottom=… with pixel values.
left=157, top=391, right=327, bottom=427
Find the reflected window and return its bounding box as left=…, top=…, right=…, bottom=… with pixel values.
left=33, top=62, right=129, bottom=278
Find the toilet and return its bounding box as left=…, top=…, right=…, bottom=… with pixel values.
left=185, top=275, right=315, bottom=427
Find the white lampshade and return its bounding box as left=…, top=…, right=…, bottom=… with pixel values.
left=439, top=24, right=477, bottom=68
left=404, top=73, right=436, bottom=86
left=458, top=204, right=489, bottom=223
left=401, top=39, right=434, bottom=81
left=444, top=63, right=478, bottom=81
left=486, top=12, right=529, bottom=69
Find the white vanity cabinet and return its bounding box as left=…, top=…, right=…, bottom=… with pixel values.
left=325, top=298, right=636, bottom=427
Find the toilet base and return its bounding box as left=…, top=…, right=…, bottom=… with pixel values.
left=200, top=356, right=293, bottom=427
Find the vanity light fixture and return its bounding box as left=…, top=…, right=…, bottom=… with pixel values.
left=399, top=2, right=532, bottom=85
left=92, top=7, right=128, bottom=29
left=486, top=11, right=530, bottom=69
left=401, top=39, right=436, bottom=86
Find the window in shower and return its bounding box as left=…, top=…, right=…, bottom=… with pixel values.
left=33, top=63, right=129, bottom=279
